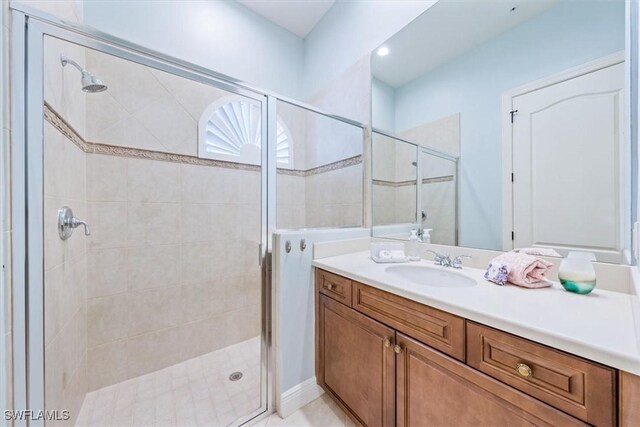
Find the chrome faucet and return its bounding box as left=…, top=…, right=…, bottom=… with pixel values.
left=451, top=255, right=472, bottom=269
left=426, top=250, right=451, bottom=267
left=426, top=250, right=471, bottom=269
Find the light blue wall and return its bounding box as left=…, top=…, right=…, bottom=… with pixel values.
left=394, top=1, right=625, bottom=250
left=84, top=0, right=306, bottom=99
left=372, top=78, right=396, bottom=132
left=84, top=1, right=435, bottom=106
left=303, top=0, right=435, bottom=99
left=275, top=229, right=370, bottom=394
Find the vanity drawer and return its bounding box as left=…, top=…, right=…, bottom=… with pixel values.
left=316, top=269, right=352, bottom=306
left=467, top=322, right=616, bottom=427
left=352, top=282, right=465, bottom=361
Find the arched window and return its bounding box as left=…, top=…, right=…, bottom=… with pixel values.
left=198, top=96, right=293, bottom=169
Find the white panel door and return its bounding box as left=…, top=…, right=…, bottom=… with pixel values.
left=512, top=62, right=624, bottom=263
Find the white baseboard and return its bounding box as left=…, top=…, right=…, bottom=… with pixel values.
left=278, top=376, right=325, bottom=418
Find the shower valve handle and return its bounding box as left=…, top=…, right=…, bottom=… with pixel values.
left=70, top=217, right=91, bottom=236
left=58, top=206, right=91, bottom=240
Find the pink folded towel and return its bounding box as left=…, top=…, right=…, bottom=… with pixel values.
left=490, top=252, right=553, bottom=288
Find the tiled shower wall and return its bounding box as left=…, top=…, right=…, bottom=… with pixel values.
left=85, top=155, right=261, bottom=390
left=43, top=36, right=89, bottom=426
left=42, top=42, right=262, bottom=399
left=276, top=92, right=364, bottom=230
left=78, top=49, right=262, bottom=391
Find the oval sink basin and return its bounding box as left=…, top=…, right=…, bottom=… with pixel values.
left=385, top=265, right=477, bottom=288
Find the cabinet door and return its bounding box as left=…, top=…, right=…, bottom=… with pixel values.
left=396, top=333, right=586, bottom=427
left=317, top=294, right=395, bottom=427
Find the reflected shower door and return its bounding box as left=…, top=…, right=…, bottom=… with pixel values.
left=420, top=149, right=457, bottom=246
left=40, top=34, right=267, bottom=426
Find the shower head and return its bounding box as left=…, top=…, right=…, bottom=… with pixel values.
left=60, top=55, right=108, bottom=93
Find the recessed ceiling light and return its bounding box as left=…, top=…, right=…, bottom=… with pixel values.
left=377, top=46, right=390, bottom=57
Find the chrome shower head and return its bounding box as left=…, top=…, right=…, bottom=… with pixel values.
left=60, top=55, right=108, bottom=93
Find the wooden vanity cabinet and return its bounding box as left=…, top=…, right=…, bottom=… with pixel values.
left=317, top=294, right=395, bottom=427
left=396, top=333, right=585, bottom=427
left=315, top=269, right=620, bottom=427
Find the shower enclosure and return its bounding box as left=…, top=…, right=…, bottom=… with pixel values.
left=10, top=6, right=366, bottom=427
left=15, top=16, right=270, bottom=426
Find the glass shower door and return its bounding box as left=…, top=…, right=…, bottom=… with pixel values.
left=420, top=149, right=458, bottom=246
left=37, top=32, right=267, bottom=426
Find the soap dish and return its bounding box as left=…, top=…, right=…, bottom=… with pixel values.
left=370, top=242, right=409, bottom=263
left=371, top=255, right=409, bottom=263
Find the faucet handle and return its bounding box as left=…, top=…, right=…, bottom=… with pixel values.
left=452, top=255, right=472, bottom=269
left=425, top=250, right=448, bottom=265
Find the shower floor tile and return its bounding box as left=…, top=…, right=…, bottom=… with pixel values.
left=76, top=336, right=262, bottom=427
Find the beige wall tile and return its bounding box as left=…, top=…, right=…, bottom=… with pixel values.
left=149, top=68, right=228, bottom=120
left=87, top=341, right=128, bottom=391
left=44, top=122, right=86, bottom=200
left=86, top=154, right=126, bottom=202
left=95, top=115, right=166, bottom=152
left=86, top=201, right=127, bottom=250
left=131, top=93, right=197, bottom=156
left=127, top=245, right=180, bottom=291
left=87, top=294, right=128, bottom=348
left=127, top=202, right=180, bottom=246
left=179, top=204, right=221, bottom=243
left=180, top=165, right=259, bottom=205
left=58, top=351, right=88, bottom=427
left=87, top=248, right=128, bottom=299
left=127, top=158, right=180, bottom=203
left=126, top=287, right=181, bottom=338
left=45, top=308, right=86, bottom=413
left=44, top=256, right=86, bottom=347
left=125, top=326, right=185, bottom=378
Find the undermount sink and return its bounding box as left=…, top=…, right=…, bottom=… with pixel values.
left=385, top=265, right=477, bottom=288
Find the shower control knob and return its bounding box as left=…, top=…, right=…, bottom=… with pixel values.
left=58, top=206, right=91, bottom=240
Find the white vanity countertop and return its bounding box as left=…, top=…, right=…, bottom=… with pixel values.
left=312, top=251, right=640, bottom=375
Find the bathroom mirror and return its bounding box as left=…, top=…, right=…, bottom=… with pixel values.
left=371, top=0, right=631, bottom=264
left=372, top=132, right=418, bottom=237
left=372, top=131, right=458, bottom=246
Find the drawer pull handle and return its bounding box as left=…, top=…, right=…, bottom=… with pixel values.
left=515, top=363, right=533, bottom=379
left=324, top=283, right=335, bottom=291
left=394, top=345, right=403, bottom=354
left=383, top=338, right=391, bottom=348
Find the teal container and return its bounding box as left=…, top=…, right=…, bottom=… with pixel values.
left=560, top=278, right=597, bottom=295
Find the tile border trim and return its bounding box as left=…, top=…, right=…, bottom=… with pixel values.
left=44, top=102, right=362, bottom=176
left=373, top=175, right=454, bottom=187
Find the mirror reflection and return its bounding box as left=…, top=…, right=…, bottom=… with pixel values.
left=371, top=0, right=629, bottom=263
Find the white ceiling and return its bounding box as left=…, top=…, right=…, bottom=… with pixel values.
left=373, top=0, right=559, bottom=88
left=237, top=0, right=335, bottom=38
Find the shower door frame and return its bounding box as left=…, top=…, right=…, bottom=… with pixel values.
left=11, top=6, right=276, bottom=426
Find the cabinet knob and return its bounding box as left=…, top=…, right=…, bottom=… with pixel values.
left=394, top=345, right=403, bottom=354
left=324, top=283, right=334, bottom=291
left=515, top=363, right=533, bottom=379
left=383, top=338, right=391, bottom=348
